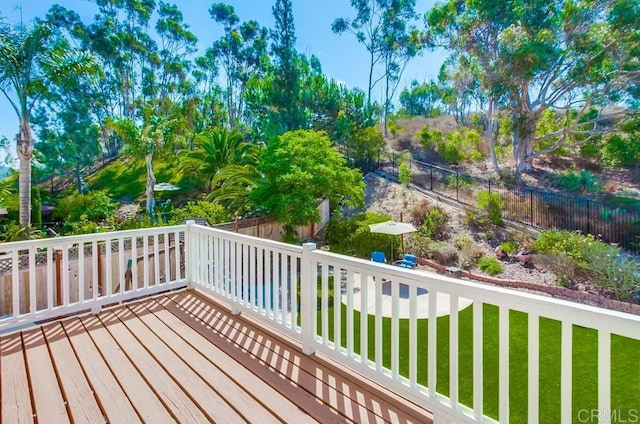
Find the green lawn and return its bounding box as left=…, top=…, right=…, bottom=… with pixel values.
left=321, top=304, right=640, bottom=423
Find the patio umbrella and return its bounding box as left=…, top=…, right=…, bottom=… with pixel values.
left=154, top=182, right=180, bottom=192
left=368, top=221, right=417, bottom=261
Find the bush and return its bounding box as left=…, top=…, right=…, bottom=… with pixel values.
left=556, top=170, right=602, bottom=194
left=534, top=230, right=640, bottom=299
left=54, top=190, right=119, bottom=223
left=500, top=241, right=518, bottom=255
left=168, top=200, right=231, bottom=226
left=426, top=241, right=458, bottom=265
left=477, top=191, right=504, bottom=225
left=421, top=207, right=449, bottom=240
left=453, top=233, right=485, bottom=269
left=398, top=164, right=412, bottom=186
left=477, top=256, right=504, bottom=276
left=324, top=212, right=398, bottom=259
left=410, top=199, right=430, bottom=227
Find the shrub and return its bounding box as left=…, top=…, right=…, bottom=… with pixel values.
left=500, top=241, right=518, bottom=255
left=168, top=200, right=231, bottom=226
left=477, top=256, right=504, bottom=275
left=426, top=241, right=458, bottom=265
left=54, top=190, right=119, bottom=223
left=454, top=233, right=485, bottom=269
left=325, top=212, right=398, bottom=259
left=556, top=170, right=602, bottom=194
left=421, top=207, right=449, bottom=240
left=410, top=199, right=430, bottom=227
left=398, top=164, right=412, bottom=186
left=477, top=191, right=504, bottom=225
left=534, top=230, right=640, bottom=299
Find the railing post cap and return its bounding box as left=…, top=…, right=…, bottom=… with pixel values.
left=302, top=242, right=316, bottom=251
left=185, top=219, right=196, bottom=225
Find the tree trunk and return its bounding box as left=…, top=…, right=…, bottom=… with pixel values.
left=17, top=118, right=33, bottom=228
left=486, top=98, right=500, bottom=173
left=145, top=153, right=156, bottom=218
left=512, top=110, right=537, bottom=182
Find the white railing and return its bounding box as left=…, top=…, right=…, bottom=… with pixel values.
left=0, top=225, right=187, bottom=331
left=2, top=223, right=640, bottom=423
left=187, top=225, right=640, bottom=424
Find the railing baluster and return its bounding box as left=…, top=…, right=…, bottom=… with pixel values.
left=334, top=265, right=342, bottom=351
left=118, top=237, right=125, bottom=294
left=561, top=321, right=572, bottom=423
left=599, top=330, right=611, bottom=418
left=29, top=247, right=36, bottom=313
left=78, top=242, right=85, bottom=301
left=360, top=271, right=369, bottom=365
left=11, top=249, right=19, bottom=316
left=499, top=306, right=510, bottom=423
left=105, top=239, right=112, bottom=296
left=449, top=294, right=459, bottom=407
left=428, top=290, right=437, bottom=397
left=91, top=241, right=98, bottom=300
left=47, top=247, right=54, bottom=309
left=409, top=284, right=417, bottom=388
left=346, top=269, right=354, bottom=357
left=62, top=245, right=70, bottom=306
left=374, top=273, right=382, bottom=371
left=392, top=280, right=400, bottom=378
left=529, top=313, right=540, bottom=423
left=473, top=300, right=484, bottom=419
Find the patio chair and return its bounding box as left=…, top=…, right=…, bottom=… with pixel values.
left=371, top=251, right=387, bottom=263
left=394, top=254, right=417, bottom=269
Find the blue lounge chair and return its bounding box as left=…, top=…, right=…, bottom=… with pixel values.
left=394, top=254, right=417, bottom=269
left=371, top=251, right=387, bottom=263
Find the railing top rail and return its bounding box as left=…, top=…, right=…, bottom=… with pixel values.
left=310, top=248, right=640, bottom=339
left=0, top=225, right=187, bottom=251
left=189, top=224, right=304, bottom=255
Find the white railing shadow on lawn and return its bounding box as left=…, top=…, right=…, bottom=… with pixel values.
left=2, top=223, right=639, bottom=424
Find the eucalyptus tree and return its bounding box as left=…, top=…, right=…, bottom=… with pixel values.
left=209, top=3, right=269, bottom=128
left=0, top=17, right=94, bottom=227
left=399, top=79, right=442, bottom=117
left=332, top=0, right=421, bottom=106
left=270, top=0, right=304, bottom=132
left=427, top=0, right=640, bottom=180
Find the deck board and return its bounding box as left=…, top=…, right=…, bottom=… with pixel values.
left=94, top=311, right=210, bottom=424
left=20, top=328, right=69, bottom=423
left=0, top=288, right=433, bottom=424
left=126, top=300, right=284, bottom=424
left=0, top=333, right=33, bottom=423
left=72, top=314, right=174, bottom=423
left=40, top=323, right=105, bottom=424
left=62, top=317, right=142, bottom=423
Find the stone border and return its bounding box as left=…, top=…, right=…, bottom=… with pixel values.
left=417, top=257, right=640, bottom=316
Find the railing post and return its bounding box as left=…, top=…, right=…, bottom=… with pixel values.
left=301, top=242, right=317, bottom=355
left=185, top=220, right=195, bottom=286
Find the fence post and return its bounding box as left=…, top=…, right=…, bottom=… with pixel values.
left=456, top=171, right=459, bottom=201
left=530, top=191, right=534, bottom=226
left=586, top=200, right=591, bottom=235
left=301, top=242, right=317, bottom=355
left=430, top=166, right=433, bottom=191
left=185, top=220, right=195, bottom=285
left=488, top=180, right=491, bottom=195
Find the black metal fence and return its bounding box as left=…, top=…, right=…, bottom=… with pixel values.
left=377, top=152, right=640, bottom=253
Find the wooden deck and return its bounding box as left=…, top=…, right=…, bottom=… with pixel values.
left=1, top=288, right=433, bottom=423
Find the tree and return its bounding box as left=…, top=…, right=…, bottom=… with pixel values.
left=427, top=0, right=640, bottom=181
left=209, top=3, right=269, bottom=128
left=249, top=130, right=365, bottom=233
left=0, top=18, right=93, bottom=227
left=270, top=0, right=304, bottom=132
left=178, top=127, right=260, bottom=193
left=106, top=104, right=178, bottom=218
left=399, top=79, right=442, bottom=117
left=332, top=0, right=421, bottom=115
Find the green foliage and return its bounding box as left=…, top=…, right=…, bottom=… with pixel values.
left=477, top=256, right=504, bottom=275
left=602, top=134, right=640, bottom=168
left=54, top=191, right=119, bottom=223
left=324, top=212, right=397, bottom=258
left=250, top=129, right=364, bottom=228
left=420, top=207, right=449, bottom=240
left=345, top=126, right=386, bottom=164
left=167, top=200, right=231, bottom=226
left=476, top=191, right=504, bottom=225
left=556, top=170, right=602, bottom=194
left=534, top=230, right=640, bottom=299
left=419, top=125, right=443, bottom=151
left=398, top=163, right=412, bottom=186
left=500, top=241, right=518, bottom=255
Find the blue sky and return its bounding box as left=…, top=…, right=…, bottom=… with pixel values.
left=0, top=0, right=446, bottom=163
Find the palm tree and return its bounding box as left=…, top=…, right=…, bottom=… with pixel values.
left=179, top=127, right=260, bottom=193
left=0, top=19, right=94, bottom=228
